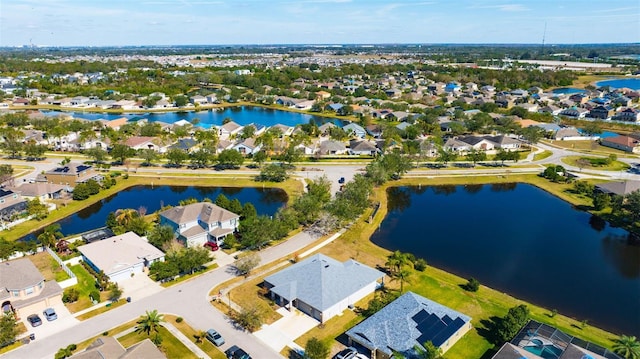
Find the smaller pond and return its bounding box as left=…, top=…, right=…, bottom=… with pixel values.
left=23, top=185, right=287, bottom=240
left=595, top=78, right=640, bottom=90
left=551, top=87, right=586, bottom=95
left=41, top=106, right=348, bottom=129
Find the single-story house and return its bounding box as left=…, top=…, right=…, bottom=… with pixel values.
left=0, top=258, right=63, bottom=320
left=318, top=122, right=337, bottom=135
left=595, top=180, right=640, bottom=196
left=343, top=123, right=366, bottom=139
left=159, top=202, right=240, bottom=247
left=12, top=182, right=67, bottom=202
left=233, top=137, right=262, bottom=155
left=70, top=335, right=166, bottom=359
left=319, top=140, right=347, bottom=155
left=349, top=140, right=379, bottom=155
left=124, top=136, right=169, bottom=153
left=77, top=232, right=165, bottom=283
left=600, top=135, right=640, bottom=153
left=263, top=254, right=384, bottom=323
left=219, top=121, right=244, bottom=139
left=169, top=138, right=199, bottom=153
left=345, top=291, right=472, bottom=359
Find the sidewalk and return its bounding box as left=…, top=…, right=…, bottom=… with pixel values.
left=162, top=322, right=211, bottom=359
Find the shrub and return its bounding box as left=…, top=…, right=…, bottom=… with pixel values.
left=414, top=258, right=428, bottom=272
left=89, top=290, right=101, bottom=303
left=465, top=278, right=480, bottom=292
left=62, top=288, right=79, bottom=303
left=175, top=317, right=183, bottom=323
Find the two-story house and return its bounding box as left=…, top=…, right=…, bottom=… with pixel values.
left=159, top=202, right=240, bottom=248
left=44, top=163, right=102, bottom=186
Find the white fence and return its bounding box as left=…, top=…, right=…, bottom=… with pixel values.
left=45, top=246, right=78, bottom=288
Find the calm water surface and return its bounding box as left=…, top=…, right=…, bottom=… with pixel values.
left=42, top=106, right=347, bottom=129
left=371, top=183, right=640, bottom=336
left=25, top=185, right=287, bottom=239
left=596, top=78, right=640, bottom=90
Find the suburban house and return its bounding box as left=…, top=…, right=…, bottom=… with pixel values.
left=11, top=182, right=67, bottom=202
left=318, top=122, right=336, bottom=135
left=0, top=258, right=63, bottom=320
left=595, top=180, right=640, bottom=196
left=345, top=291, right=472, bottom=359
left=169, top=138, right=199, bottom=153
left=349, top=140, right=379, bottom=155
left=263, top=254, right=384, bottom=323
left=319, top=140, right=348, bottom=155
left=600, top=135, right=640, bottom=153
left=219, top=121, right=244, bottom=139
left=343, top=123, right=366, bottom=139
left=44, top=163, right=102, bottom=186
left=443, top=138, right=472, bottom=153
left=233, top=137, right=262, bottom=155
left=492, top=320, right=622, bottom=359
left=77, top=232, right=165, bottom=283
left=69, top=335, right=166, bottom=359
left=124, top=136, right=169, bottom=153
left=589, top=105, right=614, bottom=120
left=100, top=117, right=128, bottom=130
left=159, top=202, right=240, bottom=247
left=485, top=135, right=522, bottom=150
left=0, top=188, right=27, bottom=223
left=614, top=108, right=640, bottom=123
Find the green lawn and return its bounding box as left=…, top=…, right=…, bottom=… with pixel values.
left=66, top=264, right=104, bottom=313
left=533, top=150, right=553, bottom=161
left=165, top=315, right=226, bottom=359
left=118, top=326, right=198, bottom=359
left=160, top=264, right=218, bottom=288
left=561, top=156, right=630, bottom=171
left=29, top=251, right=70, bottom=282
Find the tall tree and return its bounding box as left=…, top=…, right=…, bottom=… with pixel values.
left=37, top=224, right=63, bottom=249
left=612, top=335, right=640, bottom=359
left=304, top=337, right=330, bottom=359
left=135, top=310, right=165, bottom=336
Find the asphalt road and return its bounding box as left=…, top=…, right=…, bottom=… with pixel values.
left=5, top=231, right=317, bottom=359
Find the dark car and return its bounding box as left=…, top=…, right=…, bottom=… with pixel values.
left=27, top=314, right=42, bottom=327
left=338, top=177, right=346, bottom=184
left=225, top=345, right=252, bottom=359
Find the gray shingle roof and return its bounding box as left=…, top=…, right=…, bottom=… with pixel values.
left=160, top=202, right=239, bottom=225
left=596, top=180, right=640, bottom=196
left=0, top=258, right=44, bottom=290
left=345, top=291, right=471, bottom=357
left=264, top=254, right=384, bottom=312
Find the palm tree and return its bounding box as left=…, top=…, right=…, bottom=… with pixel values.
left=115, top=208, right=138, bottom=227
left=391, top=268, right=411, bottom=293
left=135, top=310, right=165, bottom=336
left=195, top=330, right=207, bottom=344
left=612, top=335, right=640, bottom=359
left=37, top=224, right=63, bottom=249
left=386, top=250, right=409, bottom=274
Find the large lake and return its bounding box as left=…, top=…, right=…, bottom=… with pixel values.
left=596, top=78, right=640, bottom=90
left=41, top=106, right=348, bottom=129
left=26, top=185, right=287, bottom=239
left=371, top=183, right=640, bottom=336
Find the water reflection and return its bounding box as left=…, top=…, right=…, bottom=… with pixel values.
left=602, top=233, right=640, bottom=279
left=589, top=215, right=606, bottom=232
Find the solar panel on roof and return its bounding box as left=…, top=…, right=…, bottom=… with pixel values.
left=0, top=189, right=13, bottom=197
left=431, top=318, right=465, bottom=347
left=412, top=309, right=431, bottom=323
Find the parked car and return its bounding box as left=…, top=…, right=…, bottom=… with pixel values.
left=354, top=354, right=369, bottom=359
left=27, top=314, right=42, bottom=327
left=335, top=347, right=358, bottom=359
left=43, top=308, right=57, bottom=321
left=205, top=328, right=225, bottom=346
left=338, top=177, right=346, bottom=184
left=204, top=241, right=219, bottom=251
left=225, top=345, right=251, bottom=359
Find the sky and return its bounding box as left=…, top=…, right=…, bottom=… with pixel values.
left=0, top=0, right=638, bottom=47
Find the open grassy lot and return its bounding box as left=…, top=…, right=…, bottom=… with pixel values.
left=117, top=325, right=197, bottom=359
left=544, top=139, right=636, bottom=157
left=164, top=315, right=226, bottom=359
left=29, top=251, right=70, bottom=282
left=561, top=155, right=630, bottom=171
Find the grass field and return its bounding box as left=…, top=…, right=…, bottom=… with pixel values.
left=118, top=326, right=197, bottom=359
left=533, top=150, right=553, bottom=161
left=561, top=156, right=630, bottom=171
left=164, top=315, right=226, bottom=359
left=29, top=251, right=70, bottom=282
left=543, top=139, right=636, bottom=157
left=65, top=264, right=106, bottom=313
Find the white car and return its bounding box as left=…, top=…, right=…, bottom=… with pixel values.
left=354, top=354, right=369, bottom=359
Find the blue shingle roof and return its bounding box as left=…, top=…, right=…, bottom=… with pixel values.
left=264, top=254, right=384, bottom=312
left=346, top=292, right=471, bottom=357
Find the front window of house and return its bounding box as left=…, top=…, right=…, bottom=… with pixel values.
left=38, top=281, right=44, bottom=289
left=12, top=290, right=19, bottom=297
left=25, top=287, right=34, bottom=295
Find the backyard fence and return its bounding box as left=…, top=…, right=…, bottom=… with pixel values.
left=46, top=246, right=78, bottom=288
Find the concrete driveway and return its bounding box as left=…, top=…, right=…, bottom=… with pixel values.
left=22, top=303, right=79, bottom=342
left=254, top=307, right=319, bottom=353
left=118, top=273, right=163, bottom=301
